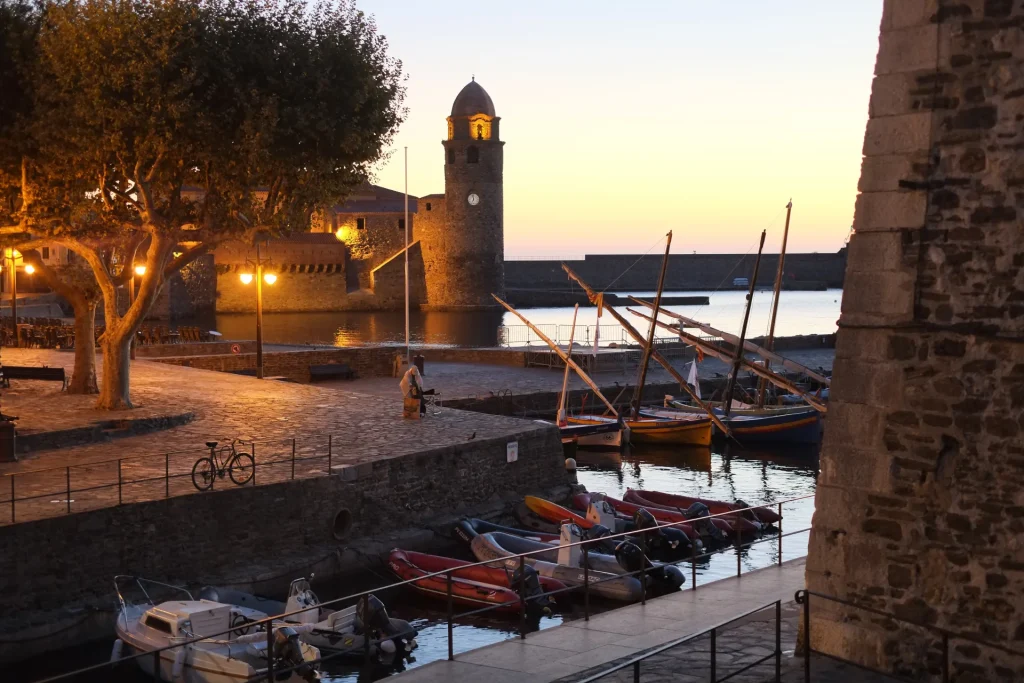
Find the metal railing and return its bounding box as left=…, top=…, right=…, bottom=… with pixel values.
left=0, top=435, right=343, bottom=525
left=498, top=323, right=632, bottom=348
left=576, top=600, right=784, bottom=683
left=797, top=589, right=1024, bottom=683
left=31, top=495, right=813, bottom=683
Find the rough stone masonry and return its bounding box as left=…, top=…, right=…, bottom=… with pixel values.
left=806, top=1, right=1024, bottom=681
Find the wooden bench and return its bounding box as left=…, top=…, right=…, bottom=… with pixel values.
left=2, top=365, right=67, bottom=390
left=309, top=364, right=355, bottom=382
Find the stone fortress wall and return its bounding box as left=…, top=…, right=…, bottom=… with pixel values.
left=806, top=1, right=1024, bottom=680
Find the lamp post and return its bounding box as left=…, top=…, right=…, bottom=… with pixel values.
left=129, top=264, right=146, bottom=360
left=240, top=243, right=275, bottom=379
left=5, top=249, right=21, bottom=348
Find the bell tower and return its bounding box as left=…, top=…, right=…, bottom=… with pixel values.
left=434, top=78, right=505, bottom=308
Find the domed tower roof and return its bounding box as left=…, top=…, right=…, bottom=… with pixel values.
left=451, top=79, right=495, bottom=117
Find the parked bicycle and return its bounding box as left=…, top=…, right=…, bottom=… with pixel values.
left=191, top=440, right=255, bottom=491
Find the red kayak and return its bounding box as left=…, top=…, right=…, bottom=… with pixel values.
left=621, top=490, right=760, bottom=533
left=627, top=489, right=781, bottom=526
left=388, top=549, right=565, bottom=614
left=577, top=492, right=736, bottom=537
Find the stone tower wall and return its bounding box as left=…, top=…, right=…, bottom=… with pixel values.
left=805, top=1, right=1024, bottom=680
left=428, top=135, right=505, bottom=309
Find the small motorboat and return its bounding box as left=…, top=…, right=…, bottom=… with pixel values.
left=454, top=518, right=560, bottom=547
left=387, top=549, right=562, bottom=616
left=547, top=418, right=627, bottom=450
left=568, top=413, right=712, bottom=446
left=113, top=577, right=320, bottom=683
left=523, top=495, right=699, bottom=554
left=621, top=490, right=762, bottom=533
left=472, top=525, right=683, bottom=602
left=627, top=488, right=782, bottom=526
left=199, top=577, right=417, bottom=662
left=578, top=492, right=733, bottom=542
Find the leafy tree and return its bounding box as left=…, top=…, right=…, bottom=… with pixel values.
left=0, top=0, right=404, bottom=408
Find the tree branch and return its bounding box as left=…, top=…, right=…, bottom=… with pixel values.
left=110, top=233, right=150, bottom=288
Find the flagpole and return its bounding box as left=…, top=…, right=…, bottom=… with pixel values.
left=404, top=146, right=410, bottom=364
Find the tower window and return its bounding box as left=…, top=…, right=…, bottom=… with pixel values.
left=476, top=123, right=484, bottom=140
left=467, top=146, right=479, bottom=164
left=447, top=149, right=455, bottom=165
left=356, top=217, right=365, bottom=230
left=42, top=247, right=50, bottom=259
left=425, top=202, right=432, bottom=211
left=398, top=218, right=405, bottom=231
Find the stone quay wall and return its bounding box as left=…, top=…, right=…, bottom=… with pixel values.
left=505, top=251, right=846, bottom=293
left=806, top=2, right=1024, bottom=681
left=154, top=346, right=397, bottom=381
left=0, top=424, right=564, bottom=640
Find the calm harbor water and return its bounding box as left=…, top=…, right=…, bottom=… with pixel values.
left=209, top=289, right=843, bottom=347
left=17, top=442, right=818, bottom=683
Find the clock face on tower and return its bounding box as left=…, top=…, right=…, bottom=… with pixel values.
left=467, top=193, right=480, bottom=206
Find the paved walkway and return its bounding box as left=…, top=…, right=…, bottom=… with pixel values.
left=0, top=349, right=551, bottom=525
left=392, top=558, right=808, bottom=683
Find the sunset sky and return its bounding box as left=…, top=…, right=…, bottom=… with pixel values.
left=363, top=1, right=884, bottom=257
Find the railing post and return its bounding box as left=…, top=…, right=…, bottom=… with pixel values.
left=447, top=571, right=454, bottom=661
left=777, top=502, right=783, bottom=566
left=164, top=454, right=169, bottom=498
left=328, top=434, right=332, bottom=474
left=518, top=555, right=527, bottom=639
left=117, top=459, right=122, bottom=506
left=291, top=438, right=296, bottom=480
left=266, top=621, right=274, bottom=682
left=65, top=467, right=71, bottom=514
left=362, top=594, right=372, bottom=665
left=633, top=660, right=640, bottom=683
left=583, top=543, right=590, bottom=621
left=775, top=600, right=781, bottom=682
left=10, top=475, right=14, bottom=524
left=803, top=592, right=810, bottom=683
left=251, top=443, right=257, bottom=485
left=941, top=633, right=949, bottom=683
left=710, top=627, right=717, bottom=683
left=691, top=537, right=697, bottom=590
left=736, top=536, right=742, bottom=577
left=152, top=649, right=160, bottom=682
left=640, top=529, right=647, bottom=605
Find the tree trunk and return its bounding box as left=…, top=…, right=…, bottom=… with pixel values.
left=97, top=332, right=132, bottom=409
left=67, top=301, right=98, bottom=394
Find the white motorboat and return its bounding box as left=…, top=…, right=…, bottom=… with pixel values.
left=200, top=577, right=418, bottom=662
left=112, top=576, right=320, bottom=683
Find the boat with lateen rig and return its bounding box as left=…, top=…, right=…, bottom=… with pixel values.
left=567, top=413, right=712, bottom=446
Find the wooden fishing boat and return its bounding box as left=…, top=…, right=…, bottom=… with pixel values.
left=626, top=489, right=781, bottom=526
left=567, top=413, right=712, bottom=446
left=658, top=402, right=822, bottom=444
left=387, top=549, right=562, bottom=615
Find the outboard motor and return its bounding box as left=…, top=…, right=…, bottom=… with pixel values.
left=581, top=523, right=618, bottom=555
left=511, top=564, right=555, bottom=617
left=614, top=541, right=686, bottom=591
left=683, top=502, right=728, bottom=543
left=631, top=508, right=669, bottom=552
left=356, top=594, right=418, bottom=660
left=274, top=626, right=319, bottom=682
left=734, top=499, right=764, bottom=528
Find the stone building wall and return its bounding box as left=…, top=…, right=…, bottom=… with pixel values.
left=215, top=265, right=352, bottom=313
left=805, top=1, right=1024, bottom=680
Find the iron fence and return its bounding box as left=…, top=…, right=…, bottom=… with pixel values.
left=30, top=495, right=813, bottom=683
left=498, top=323, right=634, bottom=348
left=0, top=436, right=342, bottom=526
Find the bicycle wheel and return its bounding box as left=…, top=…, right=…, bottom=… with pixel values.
left=191, top=458, right=216, bottom=491
left=229, top=453, right=255, bottom=486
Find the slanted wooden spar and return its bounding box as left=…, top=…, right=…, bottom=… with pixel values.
left=723, top=230, right=766, bottom=418
left=757, top=201, right=794, bottom=408
left=560, top=264, right=731, bottom=437
left=631, top=231, right=672, bottom=419
left=630, top=299, right=831, bottom=387
left=492, top=294, right=620, bottom=417
left=627, top=308, right=827, bottom=413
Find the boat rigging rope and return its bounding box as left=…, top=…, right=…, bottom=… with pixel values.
left=599, top=234, right=670, bottom=294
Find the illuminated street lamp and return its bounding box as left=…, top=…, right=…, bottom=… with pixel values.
left=128, top=264, right=147, bottom=360
left=239, top=243, right=275, bottom=379
left=4, top=249, right=23, bottom=347
left=23, top=264, right=34, bottom=275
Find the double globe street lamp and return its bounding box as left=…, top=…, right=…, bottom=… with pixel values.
left=238, top=243, right=276, bottom=379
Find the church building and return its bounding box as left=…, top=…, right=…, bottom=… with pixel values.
left=211, top=79, right=506, bottom=313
